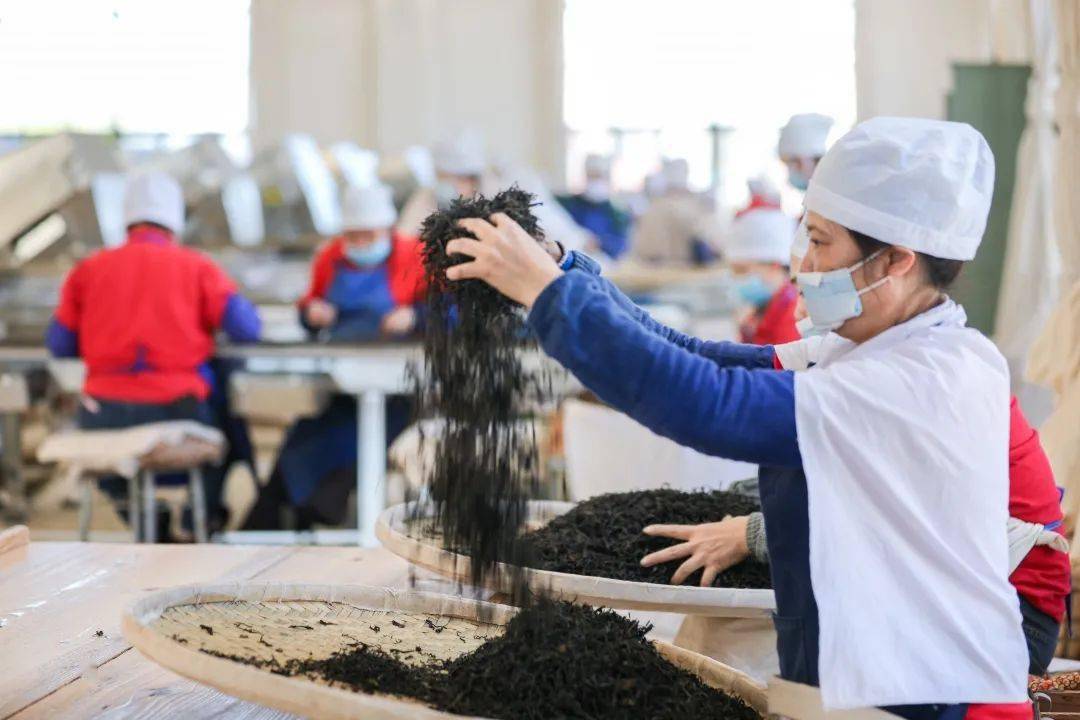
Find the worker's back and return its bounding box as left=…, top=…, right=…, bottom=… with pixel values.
left=54, top=225, right=244, bottom=403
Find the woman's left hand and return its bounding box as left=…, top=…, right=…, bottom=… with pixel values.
left=445, top=213, right=564, bottom=308
left=640, top=516, right=750, bottom=587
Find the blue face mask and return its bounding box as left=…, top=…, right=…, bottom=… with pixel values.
left=788, top=168, right=810, bottom=191
left=345, top=236, right=391, bottom=267
left=796, top=249, right=889, bottom=332
left=735, top=275, right=775, bottom=307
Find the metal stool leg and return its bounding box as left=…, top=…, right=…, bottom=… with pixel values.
left=127, top=474, right=141, bottom=542
left=189, top=468, right=208, bottom=543
left=77, top=473, right=91, bottom=542
left=142, top=470, right=156, bottom=544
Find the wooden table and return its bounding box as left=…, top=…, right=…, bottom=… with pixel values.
left=0, top=535, right=428, bottom=719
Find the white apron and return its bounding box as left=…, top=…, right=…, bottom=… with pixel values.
left=794, top=299, right=1028, bottom=708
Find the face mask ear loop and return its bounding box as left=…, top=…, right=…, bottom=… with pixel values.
left=851, top=247, right=890, bottom=296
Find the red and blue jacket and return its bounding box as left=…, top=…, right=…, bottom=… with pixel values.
left=46, top=224, right=261, bottom=403
left=298, top=232, right=426, bottom=340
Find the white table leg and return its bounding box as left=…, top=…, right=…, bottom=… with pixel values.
left=356, top=390, right=387, bottom=547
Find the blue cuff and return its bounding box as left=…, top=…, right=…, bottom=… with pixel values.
left=561, top=249, right=602, bottom=275
left=46, top=317, right=79, bottom=357
left=221, top=293, right=261, bottom=343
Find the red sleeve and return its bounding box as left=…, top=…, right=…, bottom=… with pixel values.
left=387, top=232, right=428, bottom=306
left=197, top=254, right=239, bottom=329
left=1007, top=395, right=1062, bottom=525
left=55, top=261, right=87, bottom=330
left=300, top=239, right=342, bottom=309
left=751, top=284, right=801, bottom=345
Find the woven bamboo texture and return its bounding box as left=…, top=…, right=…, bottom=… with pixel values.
left=123, top=582, right=767, bottom=719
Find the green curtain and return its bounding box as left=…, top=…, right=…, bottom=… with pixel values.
left=946, top=63, right=1031, bottom=334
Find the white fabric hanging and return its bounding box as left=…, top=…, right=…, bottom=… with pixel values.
left=994, top=0, right=1061, bottom=373
left=1026, top=1, right=1080, bottom=539
left=795, top=300, right=1027, bottom=709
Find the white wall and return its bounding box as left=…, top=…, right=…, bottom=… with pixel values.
left=249, top=0, right=565, bottom=183
left=855, top=0, right=1029, bottom=120
left=249, top=0, right=376, bottom=151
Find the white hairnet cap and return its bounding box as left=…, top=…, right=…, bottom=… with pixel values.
left=727, top=207, right=797, bottom=265
left=341, top=183, right=397, bottom=231
left=432, top=130, right=485, bottom=176
left=122, top=171, right=185, bottom=235
left=584, top=153, right=612, bottom=176
left=804, top=117, right=994, bottom=261
left=662, top=158, right=690, bottom=188
left=778, top=113, right=834, bottom=158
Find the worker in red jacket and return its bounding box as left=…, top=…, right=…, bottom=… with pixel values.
left=298, top=183, right=426, bottom=342
left=727, top=194, right=801, bottom=346
left=242, top=183, right=426, bottom=530
left=46, top=171, right=261, bottom=537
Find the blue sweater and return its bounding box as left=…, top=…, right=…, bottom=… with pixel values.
left=534, top=252, right=801, bottom=467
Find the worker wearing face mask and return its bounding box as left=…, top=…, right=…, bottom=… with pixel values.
left=445, top=117, right=1034, bottom=717
left=778, top=113, right=833, bottom=192
left=299, top=183, right=426, bottom=342
left=556, top=154, right=631, bottom=260
left=244, top=183, right=424, bottom=531
left=397, top=131, right=486, bottom=237
left=728, top=189, right=800, bottom=345
left=47, top=171, right=261, bottom=538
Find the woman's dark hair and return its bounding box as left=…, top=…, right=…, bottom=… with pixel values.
left=849, top=229, right=963, bottom=290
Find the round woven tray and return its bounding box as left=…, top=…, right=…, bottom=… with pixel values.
left=376, top=500, right=776, bottom=617
left=123, top=583, right=767, bottom=720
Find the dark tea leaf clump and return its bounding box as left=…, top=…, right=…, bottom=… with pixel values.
left=437, top=599, right=759, bottom=720
left=412, top=187, right=551, bottom=597
left=200, top=601, right=760, bottom=720
left=522, top=489, right=772, bottom=589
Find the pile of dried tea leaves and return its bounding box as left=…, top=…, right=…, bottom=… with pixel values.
left=199, top=600, right=760, bottom=720
left=410, top=187, right=551, bottom=597
left=521, top=489, right=772, bottom=588
left=436, top=598, right=759, bottom=720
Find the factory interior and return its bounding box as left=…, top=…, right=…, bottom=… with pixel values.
left=2, top=1, right=1080, bottom=718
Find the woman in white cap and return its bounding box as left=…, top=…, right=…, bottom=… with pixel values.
left=779, top=112, right=834, bottom=191
left=397, top=131, right=487, bottom=237
left=298, top=183, right=425, bottom=342
left=243, top=183, right=425, bottom=530
left=727, top=189, right=800, bottom=345
left=443, top=117, right=1032, bottom=717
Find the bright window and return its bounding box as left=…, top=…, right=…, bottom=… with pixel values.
left=0, top=0, right=250, bottom=135
left=563, top=0, right=856, bottom=210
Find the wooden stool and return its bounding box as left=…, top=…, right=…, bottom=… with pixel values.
left=39, top=424, right=225, bottom=543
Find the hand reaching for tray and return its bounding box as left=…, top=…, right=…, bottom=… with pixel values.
left=640, top=516, right=750, bottom=587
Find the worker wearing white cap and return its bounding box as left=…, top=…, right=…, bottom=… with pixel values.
left=556, top=154, right=632, bottom=259
left=778, top=113, right=834, bottom=192
left=726, top=196, right=799, bottom=345
left=398, top=130, right=486, bottom=236
left=631, top=157, right=718, bottom=266
left=439, top=117, right=1034, bottom=716
left=244, top=183, right=425, bottom=531
left=47, top=171, right=261, bottom=539
left=298, top=183, right=425, bottom=342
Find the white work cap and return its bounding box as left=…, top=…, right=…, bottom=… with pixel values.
left=432, top=130, right=485, bottom=176
left=778, top=113, right=834, bottom=158
left=122, top=171, right=185, bottom=235
left=727, top=207, right=797, bottom=265
left=330, top=142, right=379, bottom=188
left=584, top=153, right=612, bottom=176
left=804, top=117, right=994, bottom=261
left=661, top=158, right=690, bottom=189
left=341, top=183, right=397, bottom=231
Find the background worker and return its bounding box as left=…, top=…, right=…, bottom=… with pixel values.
left=46, top=171, right=261, bottom=538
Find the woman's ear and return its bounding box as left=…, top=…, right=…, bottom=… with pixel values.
left=884, top=246, right=919, bottom=279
